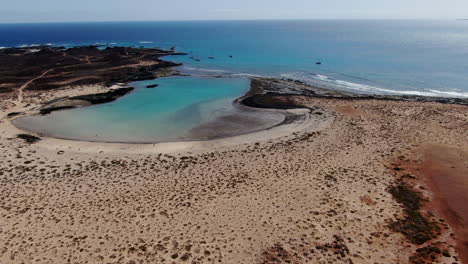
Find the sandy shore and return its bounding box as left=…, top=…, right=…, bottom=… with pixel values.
left=1, top=80, right=467, bottom=263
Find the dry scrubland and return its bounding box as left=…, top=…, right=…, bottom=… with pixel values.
left=1, top=89, right=467, bottom=264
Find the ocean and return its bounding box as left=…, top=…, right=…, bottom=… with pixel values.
left=3, top=20, right=468, bottom=142
left=2, top=20, right=468, bottom=97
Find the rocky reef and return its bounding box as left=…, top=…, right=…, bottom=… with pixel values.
left=241, top=78, right=468, bottom=107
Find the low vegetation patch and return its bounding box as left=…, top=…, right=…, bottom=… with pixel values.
left=409, top=243, right=452, bottom=264
left=39, top=106, right=75, bottom=115
left=388, top=183, right=440, bottom=245
left=17, top=134, right=41, bottom=144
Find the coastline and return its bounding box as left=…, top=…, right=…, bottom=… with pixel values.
left=6, top=77, right=334, bottom=149
left=1, top=46, right=467, bottom=264
left=8, top=77, right=468, bottom=145
left=2, top=91, right=466, bottom=263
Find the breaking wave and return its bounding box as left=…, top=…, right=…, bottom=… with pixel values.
left=280, top=72, right=468, bottom=98
left=180, top=66, right=468, bottom=98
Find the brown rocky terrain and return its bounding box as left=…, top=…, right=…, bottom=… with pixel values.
left=0, top=45, right=184, bottom=94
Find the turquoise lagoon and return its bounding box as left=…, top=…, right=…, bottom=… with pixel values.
left=15, top=77, right=251, bottom=143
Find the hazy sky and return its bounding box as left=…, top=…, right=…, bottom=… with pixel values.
left=1, top=0, right=467, bottom=23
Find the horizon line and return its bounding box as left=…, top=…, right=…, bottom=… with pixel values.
left=0, top=17, right=465, bottom=25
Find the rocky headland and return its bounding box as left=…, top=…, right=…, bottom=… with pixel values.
left=243, top=78, right=468, bottom=108
left=0, top=45, right=184, bottom=94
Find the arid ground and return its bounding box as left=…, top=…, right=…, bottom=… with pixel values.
left=1, top=87, right=467, bottom=263
left=0, top=47, right=467, bottom=264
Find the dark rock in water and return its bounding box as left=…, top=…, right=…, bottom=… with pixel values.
left=208, top=56, right=215, bottom=59
left=7, top=112, right=22, bottom=117
left=170, top=46, right=176, bottom=51
left=39, top=106, right=75, bottom=115
left=17, top=134, right=41, bottom=144
left=229, top=55, right=233, bottom=58
left=316, top=62, right=322, bottom=65
left=146, top=84, right=159, bottom=88
left=72, top=87, right=134, bottom=104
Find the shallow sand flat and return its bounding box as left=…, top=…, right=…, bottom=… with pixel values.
left=1, top=91, right=467, bottom=263
left=10, top=101, right=313, bottom=144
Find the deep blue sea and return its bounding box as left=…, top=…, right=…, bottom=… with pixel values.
left=2, top=20, right=468, bottom=97
left=3, top=20, right=468, bottom=142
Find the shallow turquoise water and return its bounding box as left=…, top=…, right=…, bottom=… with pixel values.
left=16, top=76, right=249, bottom=142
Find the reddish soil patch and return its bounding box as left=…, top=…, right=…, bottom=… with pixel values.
left=334, top=105, right=365, bottom=116
left=260, top=243, right=300, bottom=264
left=360, top=195, right=377, bottom=206
left=418, top=144, right=468, bottom=263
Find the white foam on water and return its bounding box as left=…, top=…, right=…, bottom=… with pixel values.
left=281, top=72, right=468, bottom=98
left=181, top=67, right=264, bottom=80
left=428, top=89, right=468, bottom=98
left=18, top=44, right=40, bottom=48
left=139, top=41, right=153, bottom=44
left=174, top=65, right=468, bottom=98
left=183, top=66, right=229, bottom=74
left=333, top=79, right=468, bottom=98
left=230, top=73, right=262, bottom=78
left=184, top=67, right=468, bottom=98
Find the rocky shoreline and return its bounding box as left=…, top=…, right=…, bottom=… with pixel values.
left=243, top=78, right=468, bottom=107
left=1, top=45, right=187, bottom=128
left=7, top=70, right=468, bottom=144
left=3, top=45, right=467, bottom=123
left=23, top=76, right=468, bottom=119
left=37, top=87, right=134, bottom=115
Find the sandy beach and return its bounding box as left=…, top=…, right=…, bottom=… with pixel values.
left=1, top=76, right=467, bottom=264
